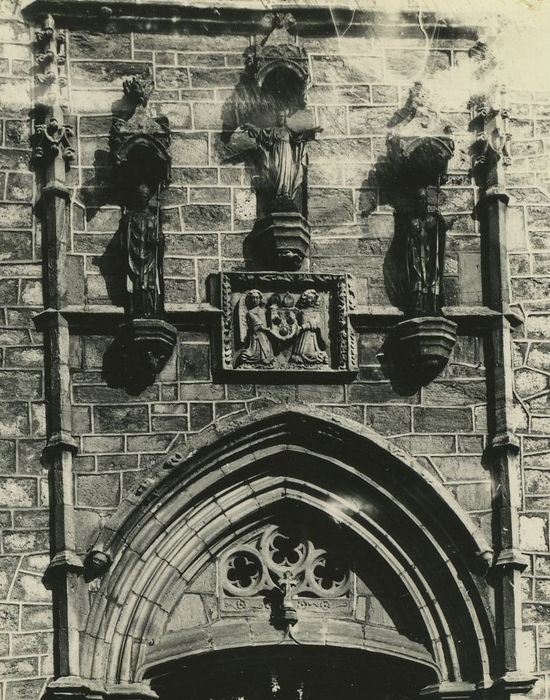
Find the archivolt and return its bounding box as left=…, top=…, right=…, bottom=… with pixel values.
left=81, top=404, right=495, bottom=689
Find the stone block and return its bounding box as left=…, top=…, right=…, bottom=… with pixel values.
left=193, top=102, right=224, bottom=130
left=190, top=67, right=241, bottom=88
left=414, top=406, right=473, bottom=433
left=6, top=172, right=32, bottom=202
left=5, top=679, right=46, bottom=700
left=76, top=473, right=120, bottom=507
left=70, top=30, right=131, bottom=58
left=309, top=188, right=354, bottom=225
left=0, top=203, right=32, bottom=229
left=364, top=405, right=411, bottom=435
left=0, top=230, right=32, bottom=261
left=126, top=434, right=173, bottom=452
left=0, top=371, right=42, bottom=400
left=180, top=343, right=210, bottom=381
left=189, top=403, right=214, bottom=431
left=422, top=380, right=486, bottom=406
left=71, top=61, right=151, bottom=88
left=349, top=106, right=395, bottom=135
left=0, top=402, right=30, bottom=437
left=165, top=278, right=196, bottom=304
left=172, top=167, right=218, bottom=186
left=0, top=657, right=39, bottom=680
left=81, top=435, right=125, bottom=454
left=171, top=133, right=208, bottom=165
left=155, top=66, right=190, bottom=90
left=11, top=572, right=49, bottom=602
left=312, top=55, right=382, bottom=84
left=312, top=137, right=372, bottom=162
left=183, top=204, right=231, bottom=231
left=520, top=514, right=548, bottom=552
left=93, top=405, right=149, bottom=433
left=3, top=530, right=48, bottom=553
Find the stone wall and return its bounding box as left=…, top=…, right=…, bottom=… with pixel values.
left=1, top=2, right=550, bottom=698
left=0, top=3, right=51, bottom=700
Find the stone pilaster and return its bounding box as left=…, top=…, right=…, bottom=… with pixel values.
left=32, top=14, right=83, bottom=679
left=473, top=88, right=537, bottom=697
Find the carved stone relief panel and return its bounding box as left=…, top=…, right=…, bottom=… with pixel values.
left=218, top=272, right=357, bottom=375
left=219, top=524, right=354, bottom=626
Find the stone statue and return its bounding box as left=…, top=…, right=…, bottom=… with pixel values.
left=405, top=187, right=447, bottom=317
left=119, top=181, right=165, bottom=318
left=237, top=289, right=275, bottom=367
left=290, top=289, right=328, bottom=367
left=241, top=110, right=322, bottom=209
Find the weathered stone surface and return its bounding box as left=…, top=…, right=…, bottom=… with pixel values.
left=414, top=407, right=473, bottom=433
left=311, top=55, right=383, bottom=84
left=171, top=133, right=209, bottom=165
left=76, top=473, right=120, bottom=507
left=70, top=31, right=132, bottom=58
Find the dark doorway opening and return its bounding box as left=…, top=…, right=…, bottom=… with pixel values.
left=147, top=644, right=437, bottom=700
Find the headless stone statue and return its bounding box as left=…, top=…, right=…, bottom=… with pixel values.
left=242, top=110, right=322, bottom=209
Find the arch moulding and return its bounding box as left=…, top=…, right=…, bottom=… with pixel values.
left=45, top=405, right=532, bottom=700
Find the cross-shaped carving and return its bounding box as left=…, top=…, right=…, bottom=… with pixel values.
left=277, top=570, right=299, bottom=627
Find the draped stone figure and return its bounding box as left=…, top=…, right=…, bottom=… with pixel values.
left=242, top=110, right=322, bottom=208
left=405, top=187, right=447, bottom=317
left=290, top=289, right=328, bottom=367
left=119, top=182, right=165, bottom=318
left=237, top=290, right=275, bottom=367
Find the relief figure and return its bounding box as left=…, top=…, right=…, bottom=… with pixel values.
left=237, top=290, right=275, bottom=367
left=290, top=289, right=328, bottom=367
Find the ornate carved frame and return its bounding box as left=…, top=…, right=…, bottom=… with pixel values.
left=218, top=272, right=357, bottom=376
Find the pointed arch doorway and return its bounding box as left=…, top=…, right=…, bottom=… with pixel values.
left=81, top=406, right=495, bottom=700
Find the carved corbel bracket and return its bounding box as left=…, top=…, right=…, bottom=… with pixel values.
left=32, top=117, right=76, bottom=167
left=386, top=134, right=455, bottom=188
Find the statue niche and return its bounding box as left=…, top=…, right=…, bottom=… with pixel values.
left=381, top=136, right=457, bottom=388
left=109, top=78, right=176, bottom=384
left=242, top=12, right=321, bottom=271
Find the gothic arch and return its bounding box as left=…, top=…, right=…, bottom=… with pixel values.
left=80, top=404, right=495, bottom=696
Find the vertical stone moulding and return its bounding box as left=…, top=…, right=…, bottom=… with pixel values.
left=109, top=78, right=177, bottom=387
left=241, top=12, right=322, bottom=271
left=31, top=13, right=84, bottom=683
left=384, top=135, right=457, bottom=388
left=471, top=84, right=537, bottom=697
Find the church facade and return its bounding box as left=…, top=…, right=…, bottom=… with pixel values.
left=0, top=2, right=549, bottom=699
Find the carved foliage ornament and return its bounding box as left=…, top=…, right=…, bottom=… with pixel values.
left=219, top=273, right=357, bottom=374
left=470, top=88, right=512, bottom=186
left=32, top=15, right=74, bottom=169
